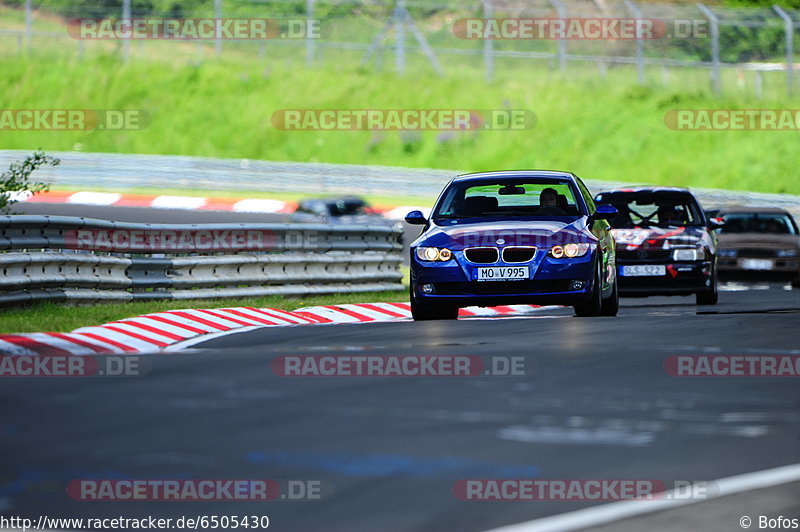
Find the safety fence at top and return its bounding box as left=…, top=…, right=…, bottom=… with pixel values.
left=2, top=0, right=799, bottom=95
left=0, top=215, right=405, bottom=307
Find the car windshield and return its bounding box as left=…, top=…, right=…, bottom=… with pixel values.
left=328, top=199, right=368, bottom=216
left=596, top=192, right=703, bottom=228
left=720, top=213, right=798, bottom=235
left=433, top=179, right=582, bottom=221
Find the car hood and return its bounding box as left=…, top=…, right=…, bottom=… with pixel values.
left=610, top=226, right=705, bottom=249
left=415, top=218, right=594, bottom=249
left=718, top=233, right=800, bottom=248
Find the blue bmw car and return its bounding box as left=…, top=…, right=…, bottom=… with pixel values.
left=406, top=171, right=619, bottom=319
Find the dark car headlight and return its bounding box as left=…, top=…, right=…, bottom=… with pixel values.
left=549, top=243, right=592, bottom=258
left=777, top=249, right=798, bottom=258
left=718, top=249, right=737, bottom=258
left=415, top=247, right=453, bottom=262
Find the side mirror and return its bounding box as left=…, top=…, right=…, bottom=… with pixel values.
left=708, top=217, right=725, bottom=230
left=592, top=204, right=618, bottom=221
left=404, top=210, right=428, bottom=225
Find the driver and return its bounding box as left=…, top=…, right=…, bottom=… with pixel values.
left=657, top=205, right=684, bottom=226
left=537, top=188, right=567, bottom=215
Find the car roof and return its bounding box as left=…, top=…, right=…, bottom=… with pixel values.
left=597, top=186, right=692, bottom=195
left=453, top=170, right=577, bottom=183
left=717, top=206, right=792, bottom=215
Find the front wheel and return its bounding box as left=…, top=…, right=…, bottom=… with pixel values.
left=410, top=286, right=459, bottom=321
left=696, top=268, right=719, bottom=305
left=601, top=270, right=619, bottom=316
left=574, top=261, right=603, bottom=317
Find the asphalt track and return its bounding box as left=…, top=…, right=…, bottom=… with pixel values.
left=1, top=287, right=799, bottom=531
left=3, top=203, right=800, bottom=531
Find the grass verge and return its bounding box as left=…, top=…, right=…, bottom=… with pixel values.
left=0, top=289, right=408, bottom=334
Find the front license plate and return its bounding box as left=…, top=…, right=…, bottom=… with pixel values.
left=620, top=265, right=666, bottom=277
left=476, top=266, right=529, bottom=281
left=740, top=258, right=773, bottom=271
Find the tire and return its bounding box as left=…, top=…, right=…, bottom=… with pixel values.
left=601, top=270, right=619, bottom=316
left=574, top=260, right=603, bottom=317
left=410, top=285, right=459, bottom=321
left=696, top=267, right=719, bottom=305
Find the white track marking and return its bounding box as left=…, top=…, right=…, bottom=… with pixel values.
left=67, top=191, right=122, bottom=205
left=150, top=195, right=207, bottom=210
left=483, top=463, right=800, bottom=532
left=232, top=198, right=287, bottom=213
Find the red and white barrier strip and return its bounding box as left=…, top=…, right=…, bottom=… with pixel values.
left=17, top=190, right=429, bottom=219
left=19, top=190, right=299, bottom=214
left=0, top=303, right=550, bottom=355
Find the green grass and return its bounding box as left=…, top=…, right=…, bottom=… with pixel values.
left=3, top=46, right=798, bottom=195
left=0, top=289, right=408, bottom=334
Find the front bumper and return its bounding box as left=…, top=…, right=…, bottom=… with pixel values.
left=410, top=249, right=597, bottom=307
left=617, top=260, right=713, bottom=295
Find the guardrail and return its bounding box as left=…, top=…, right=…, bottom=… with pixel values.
left=0, top=216, right=404, bottom=307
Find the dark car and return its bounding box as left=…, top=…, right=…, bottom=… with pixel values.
left=594, top=187, right=723, bottom=305
left=709, top=207, right=800, bottom=287
left=290, top=196, right=391, bottom=225
left=406, top=170, right=620, bottom=319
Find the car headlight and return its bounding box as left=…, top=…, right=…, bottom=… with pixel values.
left=416, top=247, right=453, bottom=262
left=550, top=243, right=591, bottom=258
left=718, top=249, right=737, bottom=258
left=673, top=248, right=701, bottom=261
left=777, top=249, right=798, bottom=258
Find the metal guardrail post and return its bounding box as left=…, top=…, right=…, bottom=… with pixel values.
left=773, top=5, right=795, bottom=96
left=395, top=0, right=406, bottom=74
left=550, top=0, right=567, bottom=71
left=697, top=3, right=721, bottom=96
left=306, top=0, right=316, bottom=66
left=122, top=0, right=131, bottom=62
left=625, top=0, right=645, bottom=84
left=482, top=0, right=494, bottom=82
left=215, top=0, right=223, bottom=57
left=24, top=0, right=32, bottom=51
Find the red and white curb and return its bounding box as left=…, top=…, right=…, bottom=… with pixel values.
left=0, top=303, right=553, bottom=356
left=16, top=190, right=428, bottom=219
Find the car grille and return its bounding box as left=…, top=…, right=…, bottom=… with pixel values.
left=737, top=248, right=777, bottom=258
left=464, top=247, right=499, bottom=264
left=616, top=249, right=672, bottom=262
left=502, top=246, right=537, bottom=263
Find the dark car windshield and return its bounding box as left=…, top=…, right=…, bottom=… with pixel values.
left=327, top=199, right=368, bottom=216
left=720, top=212, right=798, bottom=235
left=433, top=179, right=583, bottom=221
left=596, top=191, right=704, bottom=228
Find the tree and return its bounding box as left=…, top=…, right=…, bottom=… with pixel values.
left=0, top=150, right=60, bottom=214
